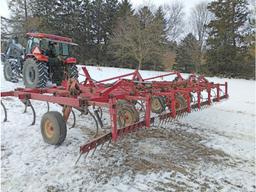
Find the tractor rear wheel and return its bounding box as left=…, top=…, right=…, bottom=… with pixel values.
left=67, top=65, right=78, bottom=79
left=3, top=60, right=19, bottom=82
left=22, top=58, right=48, bottom=88
left=41, top=111, right=67, bottom=145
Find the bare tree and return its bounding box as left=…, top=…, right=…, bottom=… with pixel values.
left=190, top=2, right=211, bottom=51
left=164, top=1, right=185, bottom=41
left=110, top=10, right=165, bottom=70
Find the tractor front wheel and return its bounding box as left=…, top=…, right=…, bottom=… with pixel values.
left=41, top=111, right=67, bottom=145
left=22, top=58, right=48, bottom=88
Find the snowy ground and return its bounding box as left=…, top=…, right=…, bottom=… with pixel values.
left=1, top=65, right=255, bottom=192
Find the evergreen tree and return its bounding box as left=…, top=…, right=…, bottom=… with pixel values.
left=206, top=0, right=250, bottom=77
left=90, top=0, right=119, bottom=65
left=176, top=33, right=200, bottom=73
left=117, top=0, right=134, bottom=18
left=151, top=6, right=168, bottom=70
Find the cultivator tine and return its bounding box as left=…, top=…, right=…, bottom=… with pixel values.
left=160, top=119, right=164, bottom=127
left=100, top=142, right=105, bottom=150
left=152, top=119, right=155, bottom=127
left=1, top=101, right=7, bottom=122
left=23, top=100, right=28, bottom=113
left=75, top=153, right=83, bottom=165
left=106, top=139, right=111, bottom=148
left=164, top=117, right=168, bottom=125
left=88, top=110, right=99, bottom=138
left=46, top=102, right=50, bottom=112
left=83, top=151, right=89, bottom=161
left=91, top=146, right=97, bottom=157
left=159, top=120, right=163, bottom=127
left=69, top=110, right=76, bottom=129
left=157, top=119, right=161, bottom=128
left=28, top=100, right=36, bottom=125
left=94, top=109, right=103, bottom=128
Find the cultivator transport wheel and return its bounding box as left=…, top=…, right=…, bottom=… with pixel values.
left=41, top=111, right=67, bottom=145
left=22, top=58, right=48, bottom=88
left=3, top=60, right=19, bottom=82
left=67, top=65, right=79, bottom=79
left=175, top=94, right=187, bottom=110
left=151, top=96, right=166, bottom=114
left=117, top=104, right=139, bottom=128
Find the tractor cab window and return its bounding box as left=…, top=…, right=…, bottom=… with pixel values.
left=26, top=39, right=33, bottom=54
left=26, top=38, right=40, bottom=54
left=40, top=39, right=48, bottom=53
left=59, top=43, right=69, bottom=56
left=32, top=38, right=40, bottom=49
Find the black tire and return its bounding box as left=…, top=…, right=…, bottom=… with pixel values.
left=1, top=53, right=6, bottom=63
left=3, top=61, right=13, bottom=81
left=67, top=65, right=78, bottom=79
left=151, top=96, right=166, bottom=114
left=3, top=60, right=19, bottom=82
left=41, top=111, right=67, bottom=145
left=176, top=94, right=187, bottom=110
left=51, top=65, right=64, bottom=86
left=117, top=104, right=139, bottom=128
left=22, top=58, right=48, bottom=88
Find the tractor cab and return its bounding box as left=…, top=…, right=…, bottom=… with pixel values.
left=25, top=33, right=78, bottom=62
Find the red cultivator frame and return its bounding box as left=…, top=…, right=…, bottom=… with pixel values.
left=1, top=67, right=228, bottom=163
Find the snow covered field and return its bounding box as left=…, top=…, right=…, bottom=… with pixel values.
left=1, top=65, right=255, bottom=192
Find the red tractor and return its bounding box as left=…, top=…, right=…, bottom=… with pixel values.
left=3, top=33, right=78, bottom=88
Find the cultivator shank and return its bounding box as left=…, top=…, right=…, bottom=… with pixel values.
left=1, top=67, right=228, bottom=163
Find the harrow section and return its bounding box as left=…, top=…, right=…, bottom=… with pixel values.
left=1, top=67, right=228, bottom=163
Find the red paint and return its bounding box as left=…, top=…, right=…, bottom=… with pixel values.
left=64, top=57, right=77, bottom=64
left=1, top=66, right=229, bottom=155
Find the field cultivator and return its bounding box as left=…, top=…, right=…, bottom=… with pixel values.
left=1, top=67, right=228, bottom=163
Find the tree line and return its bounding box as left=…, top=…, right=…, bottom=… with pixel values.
left=1, top=0, right=255, bottom=78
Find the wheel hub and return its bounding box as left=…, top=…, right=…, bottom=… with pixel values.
left=175, top=95, right=187, bottom=110
left=118, top=104, right=139, bottom=127
left=44, top=119, right=54, bottom=138
left=28, top=67, right=36, bottom=82
left=151, top=96, right=165, bottom=114
left=119, top=109, right=134, bottom=127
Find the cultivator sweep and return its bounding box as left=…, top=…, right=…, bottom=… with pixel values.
left=1, top=67, right=228, bottom=163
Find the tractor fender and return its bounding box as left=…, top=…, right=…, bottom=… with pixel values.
left=64, top=57, right=77, bottom=64
left=33, top=53, right=48, bottom=62
left=31, top=47, right=48, bottom=62
left=26, top=47, right=48, bottom=62
left=26, top=54, right=48, bottom=62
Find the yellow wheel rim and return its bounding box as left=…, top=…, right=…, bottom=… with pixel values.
left=119, top=109, right=134, bottom=127
left=44, top=119, right=54, bottom=138
left=151, top=97, right=162, bottom=111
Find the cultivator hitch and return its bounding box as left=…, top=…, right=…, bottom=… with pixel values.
left=0, top=67, right=228, bottom=164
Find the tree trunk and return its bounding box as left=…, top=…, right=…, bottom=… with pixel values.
left=138, top=60, right=142, bottom=70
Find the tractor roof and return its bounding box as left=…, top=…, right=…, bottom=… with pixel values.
left=26, top=33, right=78, bottom=45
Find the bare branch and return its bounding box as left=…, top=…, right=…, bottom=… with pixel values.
left=164, top=1, right=185, bottom=41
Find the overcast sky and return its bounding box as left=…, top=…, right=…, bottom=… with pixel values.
left=1, top=0, right=209, bottom=18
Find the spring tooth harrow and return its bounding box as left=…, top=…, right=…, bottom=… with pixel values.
left=1, top=67, right=228, bottom=163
